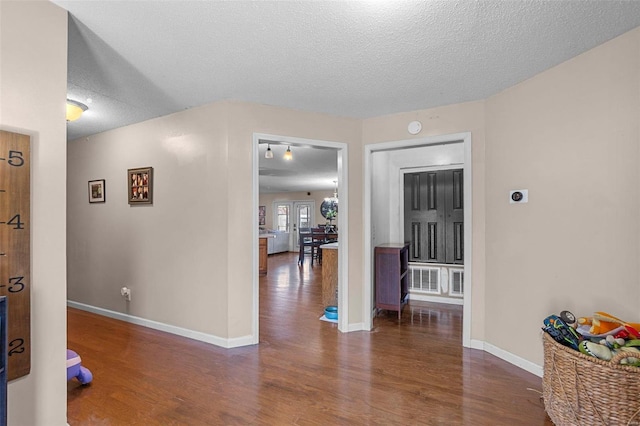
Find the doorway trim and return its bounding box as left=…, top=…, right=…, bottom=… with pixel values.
left=252, top=133, right=349, bottom=341
left=363, top=132, right=472, bottom=347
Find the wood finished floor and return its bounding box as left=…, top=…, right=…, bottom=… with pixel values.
left=68, top=252, right=553, bottom=425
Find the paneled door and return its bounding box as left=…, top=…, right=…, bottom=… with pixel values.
left=404, top=169, right=463, bottom=264
left=294, top=202, right=314, bottom=250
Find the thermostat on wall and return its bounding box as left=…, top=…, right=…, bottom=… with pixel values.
left=509, top=189, right=528, bottom=204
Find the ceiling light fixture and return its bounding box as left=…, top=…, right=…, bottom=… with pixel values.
left=325, top=180, right=339, bottom=204
left=283, top=146, right=293, bottom=161
left=265, top=144, right=274, bottom=159
left=66, top=99, right=88, bottom=122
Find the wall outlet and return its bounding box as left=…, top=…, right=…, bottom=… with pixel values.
left=121, top=286, right=131, bottom=301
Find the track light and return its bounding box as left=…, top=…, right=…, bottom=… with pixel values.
left=283, top=146, right=293, bottom=161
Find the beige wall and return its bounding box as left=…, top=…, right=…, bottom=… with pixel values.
left=362, top=101, right=487, bottom=341
left=67, top=100, right=361, bottom=341
left=0, top=1, right=68, bottom=424
left=485, top=28, right=640, bottom=365
left=67, top=102, right=231, bottom=338
left=362, top=27, right=640, bottom=367
left=226, top=101, right=362, bottom=336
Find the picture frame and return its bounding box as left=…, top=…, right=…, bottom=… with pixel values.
left=127, top=167, right=153, bottom=205
left=88, top=179, right=106, bottom=203
left=259, top=205, right=266, bottom=226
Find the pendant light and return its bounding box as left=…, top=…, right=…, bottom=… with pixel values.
left=324, top=180, right=338, bottom=204
left=283, top=146, right=293, bottom=161
left=265, top=144, right=274, bottom=159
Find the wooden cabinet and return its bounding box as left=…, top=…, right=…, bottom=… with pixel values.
left=375, top=243, right=409, bottom=319
left=259, top=237, right=268, bottom=276
left=321, top=244, right=338, bottom=307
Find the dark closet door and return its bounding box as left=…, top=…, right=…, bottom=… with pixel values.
left=446, top=169, right=464, bottom=264
left=404, top=169, right=463, bottom=264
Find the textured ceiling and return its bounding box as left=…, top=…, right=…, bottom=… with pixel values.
left=53, top=0, right=640, bottom=191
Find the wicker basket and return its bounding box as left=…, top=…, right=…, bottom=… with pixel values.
left=542, top=332, right=640, bottom=425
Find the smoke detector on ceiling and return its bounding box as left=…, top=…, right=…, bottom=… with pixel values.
left=408, top=121, right=422, bottom=135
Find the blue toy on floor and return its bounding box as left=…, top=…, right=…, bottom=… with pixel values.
left=67, top=349, right=92, bottom=385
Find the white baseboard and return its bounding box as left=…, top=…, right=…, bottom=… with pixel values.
left=409, top=294, right=464, bottom=305
left=471, top=339, right=543, bottom=377
left=346, top=322, right=366, bottom=332
left=469, top=339, right=485, bottom=350
left=67, top=300, right=255, bottom=349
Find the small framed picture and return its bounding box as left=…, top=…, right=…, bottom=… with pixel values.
left=259, top=205, right=266, bottom=226
left=88, top=179, right=106, bottom=203
left=128, top=167, right=153, bottom=205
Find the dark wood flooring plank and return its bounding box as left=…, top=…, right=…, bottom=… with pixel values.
left=68, top=252, right=552, bottom=425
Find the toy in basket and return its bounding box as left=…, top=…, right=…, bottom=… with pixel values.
left=542, top=311, right=640, bottom=425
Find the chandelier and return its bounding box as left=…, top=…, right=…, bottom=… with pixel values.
left=324, top=180, right=338, bottom=205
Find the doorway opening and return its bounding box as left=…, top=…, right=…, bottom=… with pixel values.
left=292, top=201, right=315, bottom=251
left=252, top=133, right=349, bottom=343
left=268, top=201, right=317, bottom=253
left=364, top=132, right=472, bottom=347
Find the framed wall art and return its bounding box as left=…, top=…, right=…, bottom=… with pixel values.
left=88, top=179, right=106, bottom=203
left=259, top=205, right=266, bottom=226
left=128, top=167, right=153, bottom=205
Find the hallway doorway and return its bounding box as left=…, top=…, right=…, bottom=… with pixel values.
left=252, top=133, right=349, bottom=343
left=364, top=132, right=473, bottom=347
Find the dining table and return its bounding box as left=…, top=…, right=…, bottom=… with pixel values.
left=298, top=228, right=338, bottom=266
